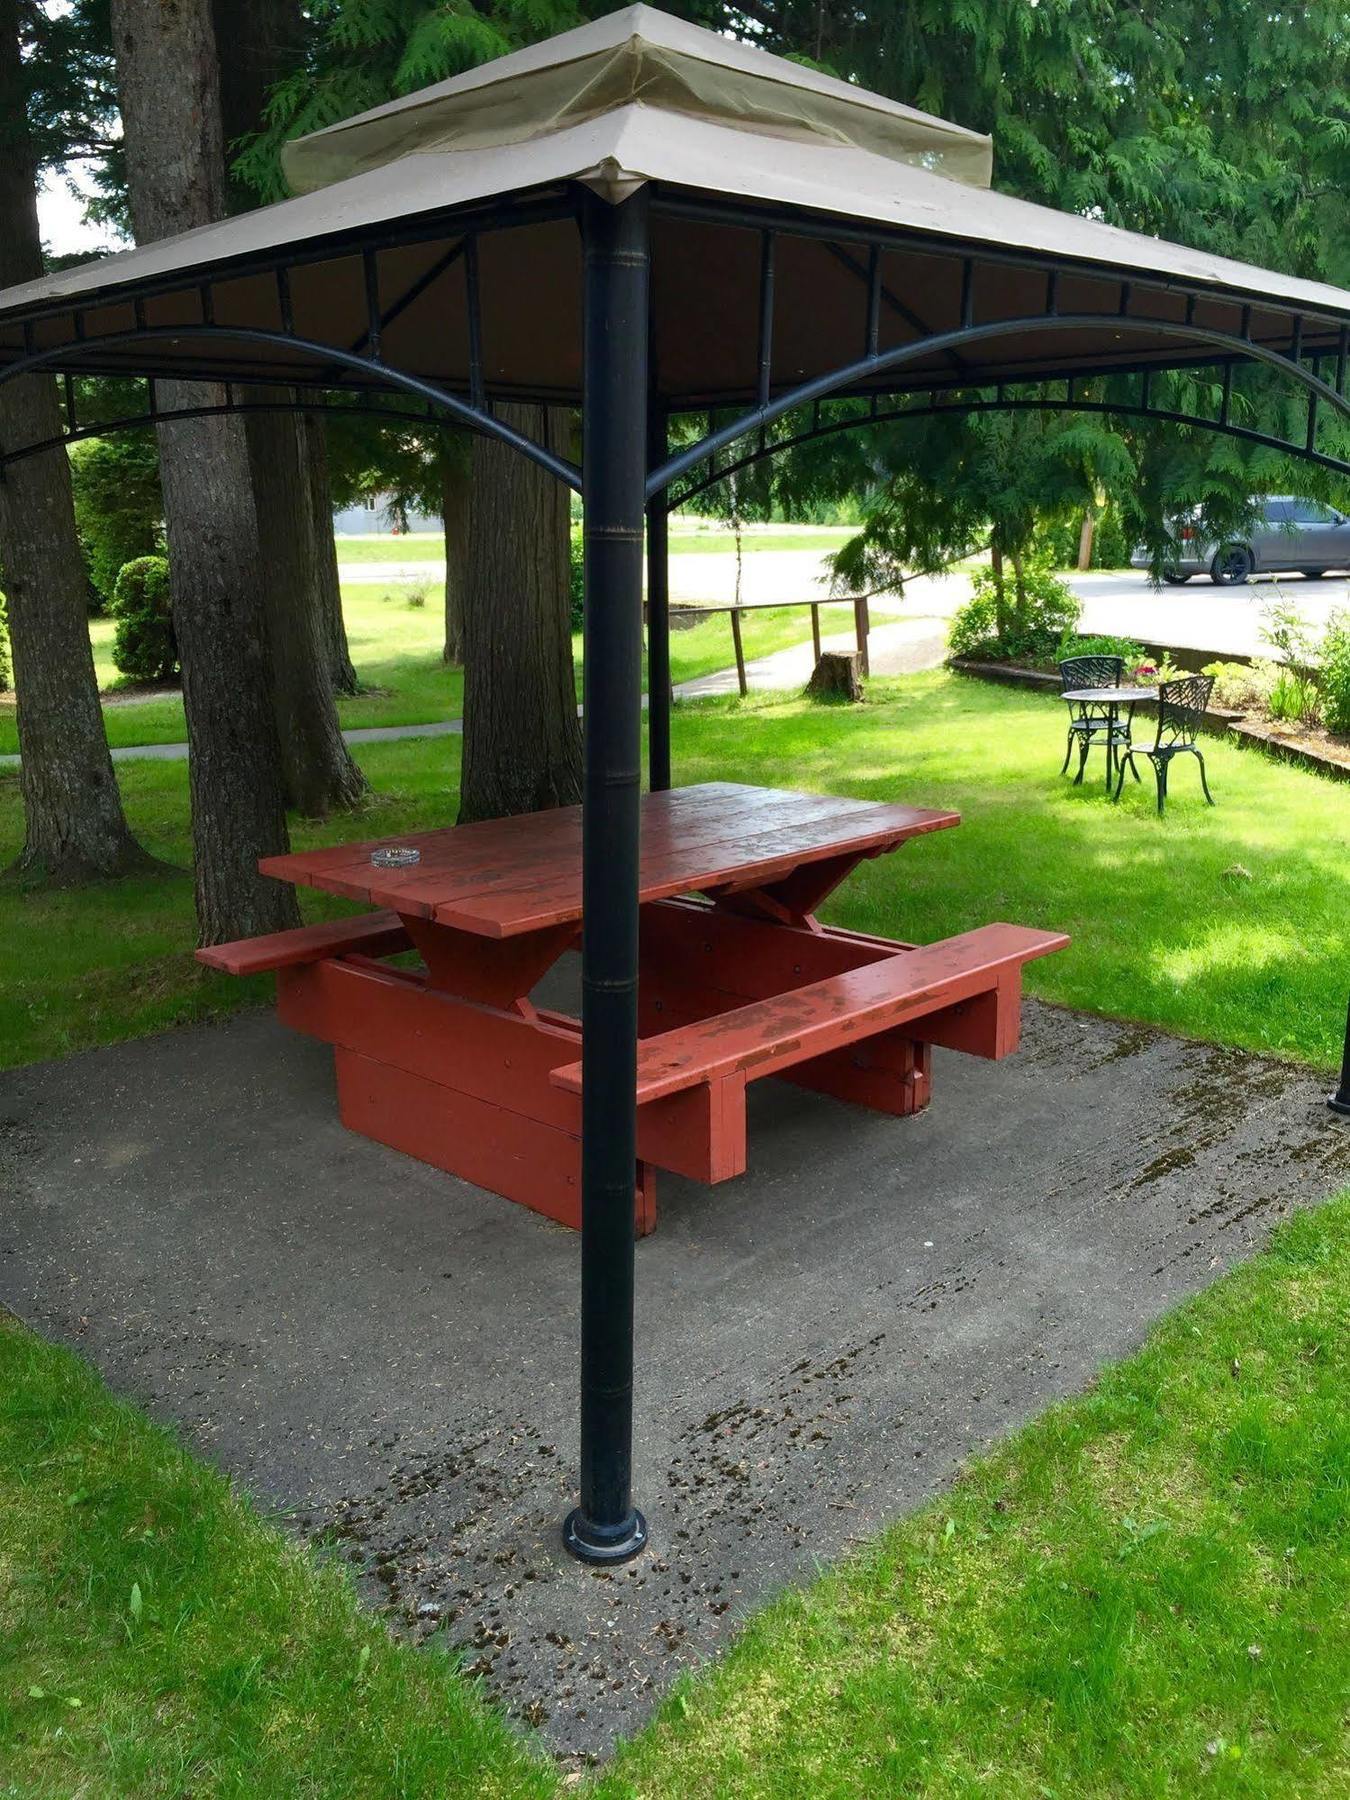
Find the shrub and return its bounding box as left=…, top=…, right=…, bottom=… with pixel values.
left=1201, top=658, right=1279, bottom=713
left=70, top=435, right=163, bottom=610
left=569, top=527, right=584, bottom=630
left=948, top=560, right=1080, bottom=665
left=1320, top=613, right=1350, bottom=737
left=111, top=556, right=177, bottom=683
left=1268, top=665, right=1321, bottom=728
left=1056, top=631, right=1146, bottom=668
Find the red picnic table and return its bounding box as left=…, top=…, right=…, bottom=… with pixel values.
left=199, top=782, right=1067, bottom=1235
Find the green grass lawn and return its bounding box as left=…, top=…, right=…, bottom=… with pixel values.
left=2, top=670, right=1347, bottom=1070
left=3, top=1190, right=1346, bottom=1797
left=3, top=671, right=1348, bottom=1793
left=333, top=523, right=855, bottom=561
left=0, top=580, right=853, bottom=756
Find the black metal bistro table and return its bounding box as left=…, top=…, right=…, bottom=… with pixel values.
left=1060, top=685, right=1158, bottom=790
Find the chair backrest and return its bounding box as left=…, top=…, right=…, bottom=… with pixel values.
left=1155, top=673, right=1215, bottom=746
left=1058, top=654, right=1123, bottom=694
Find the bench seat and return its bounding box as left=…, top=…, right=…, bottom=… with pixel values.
left=196, top=909, right=411, bottom=977
left=550, top=922, right=1068, bottom=1104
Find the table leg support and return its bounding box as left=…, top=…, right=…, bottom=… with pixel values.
left=564, top=187, right=651, bottom=1568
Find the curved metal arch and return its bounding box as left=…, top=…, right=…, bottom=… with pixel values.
left=0, top=395, right=453, bottom=471
left=668, top=391, right=1350, bottom=510
left=649, top=312, right=1350, bottom=500
left=0, top=323, right=583, bottom=491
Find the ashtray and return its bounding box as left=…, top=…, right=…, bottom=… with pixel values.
left=370, top=846, right=422, bottom=869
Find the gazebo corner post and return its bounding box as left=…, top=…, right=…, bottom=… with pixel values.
left=563, top=185, right=651, bottom=1567
left=646, top=402, right=672, bottom=793
left=1330, top=994, right=1350, bottom=1117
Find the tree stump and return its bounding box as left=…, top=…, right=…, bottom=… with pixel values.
left=805, top=650, right=865, bottom=703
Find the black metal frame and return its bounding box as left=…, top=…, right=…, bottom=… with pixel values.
left=1330, top=999, right=1350, bottom=1117
left=1058, top=655, right=1134, bottom=790
left=1114, top=674, right=1217, bottom=813
left=5, top=182, right=1350, bottom=1565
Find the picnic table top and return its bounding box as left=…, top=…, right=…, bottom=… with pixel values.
left=260, top=782, right=960, bottom=940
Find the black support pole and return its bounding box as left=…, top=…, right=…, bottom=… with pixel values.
left=1330, top=995, right=1350, bottom=1117
left=646, top=405, right=672, bottom=792
left=563, top=187, right=650, bottom=1566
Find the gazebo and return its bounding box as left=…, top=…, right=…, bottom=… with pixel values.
left=4, top=3, right=1349, bottom=1567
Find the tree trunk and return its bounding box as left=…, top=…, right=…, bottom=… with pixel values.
left=304, top=414, right=360, bottom=694
left=805, top=650, right=865, bottom=703
left=247, top=396, right=366, bottom=814
left=458, top=404, right=581, bottom=822
left=216, top=0, right=363, bottom=803
left=111, top=0, right=298, bottom=941
left=0, top=0, right=150, bottom=885
left=442, top=442, right=471, bottom=666
left=989, top=538, right=1010, bottom=635
left=1077, top=508, right=1096, bottom=571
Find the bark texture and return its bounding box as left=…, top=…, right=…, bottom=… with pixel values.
left=0, top=0, right=149, bottom=884
left=305, top=415, right=360, bottom=694
left=111, top=0, right=298, bottom=940
left=441, top=443, right=472, bottom=665
left=216, top=0, right=364, bottom=806
left=247, top=396, right=366, bottom=814
left=458, top=404, right=581, bottom=823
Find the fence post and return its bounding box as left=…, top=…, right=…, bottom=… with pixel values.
left=810, top=600, right=821, bottom=663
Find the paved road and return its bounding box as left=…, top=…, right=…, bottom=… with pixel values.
left=344, top=548, right=1347, bottom=661
left=5, top=558, right=1336, bottom=768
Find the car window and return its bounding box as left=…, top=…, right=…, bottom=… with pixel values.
left=1290, top=499, right=1339, bottom=524
left=1263, top=500, right=1292, bottom=526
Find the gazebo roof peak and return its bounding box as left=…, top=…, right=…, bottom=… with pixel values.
left=281, top=3, right=994, bottom=197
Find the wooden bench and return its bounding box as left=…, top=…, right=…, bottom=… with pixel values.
left=551, top=923, right=1067, bottom=1109
left=196, top=910, right=411, bottom=977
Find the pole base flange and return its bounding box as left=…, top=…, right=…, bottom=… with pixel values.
left=1329, top=1092, right=1350, bottom=1118
left=562, top=1506, right=648, bottom=1566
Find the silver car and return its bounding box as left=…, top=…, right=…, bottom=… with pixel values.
left=1131, top=495, right=1350, bottom=585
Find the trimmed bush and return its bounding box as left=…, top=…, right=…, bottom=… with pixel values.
left=948, top=561, right=1080, bottom=665
left=111, top=556, right=178, bottom=683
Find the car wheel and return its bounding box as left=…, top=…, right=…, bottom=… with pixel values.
left=1300, top=569, right=1326, bottom=580
left=1161, top=569, right=1191, bottom=585
left=1211, top=545, right=1253, bottom=585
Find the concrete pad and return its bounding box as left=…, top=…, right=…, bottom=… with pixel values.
left=1, top=993, right=1346, bottom=1760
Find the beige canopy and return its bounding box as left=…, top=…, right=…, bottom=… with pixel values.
left=1, top=3, right=1347, bottom=411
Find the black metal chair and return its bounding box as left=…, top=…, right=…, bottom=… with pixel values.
left=1058, top=654, right=1131, bottom=786
left=1114, top=673, right=1216, bottom=813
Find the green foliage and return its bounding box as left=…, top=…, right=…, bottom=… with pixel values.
left=947, top=561, right=1080, bottom=664
left=569, top=526, right=584, bottom=630
left=1057, top=632, right=1147, bottom=669
left=829, top=409, right=1137, bottom=607
left=1036, top=505, right=1131, bottom=571
left=69, top=435, right=163, bottom=608
left=1268, top=666, right=1322, bottom=728
left=0, top=586, right=10, bottom=693
left=1320, top=614, right=1350, bottom=737
left=1202, top=659, right=1280, bottom=712
left=110, top=556, right=177, bottom=685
